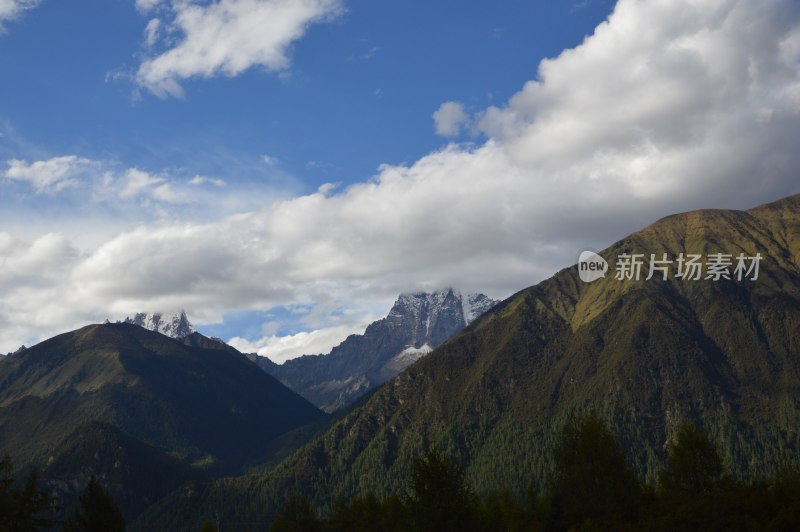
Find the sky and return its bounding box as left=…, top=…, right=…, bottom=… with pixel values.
left=1, top=0, right=799, bottom=362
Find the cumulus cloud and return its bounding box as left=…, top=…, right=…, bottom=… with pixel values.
left=479, top=0, right=800, bottom=210
left=4, top=156, right=92, bottom=193
left=0, top=232, right=80, bottom=350
left=433, top=101, right=469, bottom=137
left=135, top=0, right=342, bottom=98
left=0, top=0, right=40, bottom=28
left=2, top=0, right=800, bottom=358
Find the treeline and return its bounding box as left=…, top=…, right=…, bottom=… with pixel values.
left=269, top=414, right=800, bottom=531
left=0, top=456, right=126, bottom=531
left=4, top=414, right=799, bottom=531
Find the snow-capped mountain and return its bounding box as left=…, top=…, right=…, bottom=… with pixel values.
left=387, top=289, right=498, bottom=348
left=122, top=310, right=195, bottom=339
left=256, top=289, right=499, bottom=411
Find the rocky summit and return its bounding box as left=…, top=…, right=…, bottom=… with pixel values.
left=256, top=289, right=499, bottom=411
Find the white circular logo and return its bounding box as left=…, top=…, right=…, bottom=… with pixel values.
left=578, top=251, right=608, bottom=283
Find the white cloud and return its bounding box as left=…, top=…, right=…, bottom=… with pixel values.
left=135, top=0, right=162, bottom=14
left=0, top=0, right=40, bottom=28
left=260, top=154, right=278, bottom=166
left=228, top=317, right=373, bottom=363
left=0, top=232, right=80, bottom=351
left=4, top=156, right=91, bottom=193
left=470, top=0, right=800, bottom=209
left=2, top=156, right=253, bottom=218
left=151, top=183, right=186, bottom=203
left=118, top=168, right=164, bottom=198
left=135, top=0, right=343, bottom=98
left=433, top=101, right=469, bottom=137
left=143, top=18, right=160, bottom=47
left=188, top=175, right=226, bottom=187
left=2, top=0, right=800, bottom=357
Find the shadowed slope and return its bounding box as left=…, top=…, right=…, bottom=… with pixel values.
left=0, top=323, right=325, bottom=520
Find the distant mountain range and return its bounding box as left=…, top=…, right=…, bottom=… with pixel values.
left=119, top=291, right=498, bottom=413
left=136, top=193, right=800, bottom=531
left=0, top=291, right=497, bottom=523
left=254, top=289, right=498, bottom=411
left=0, top=323, right=323, bottom=521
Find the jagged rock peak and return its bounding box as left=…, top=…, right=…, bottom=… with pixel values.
left=390, top=288, right=498, bottom=326
left=122, top=310, right=195, bottom=339
left=3, top=345, right=27, bottom=357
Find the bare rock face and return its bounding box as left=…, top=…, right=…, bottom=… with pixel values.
left=123, top=310, right=195, bottom=339
left=256, top=289, right=499, bottom=412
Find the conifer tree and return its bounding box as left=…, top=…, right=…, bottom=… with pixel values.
left=407, top=447, right=477, bottom=531
left=64, top=477, right=125, bottom=532
left=659, top=422, right=725, bottom=495
left=550, top=413, right=641, bottom=526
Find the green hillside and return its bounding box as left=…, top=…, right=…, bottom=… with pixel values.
left=137, top=193, right=800, bottom=530
left=0, top=323, right=325, bottom=520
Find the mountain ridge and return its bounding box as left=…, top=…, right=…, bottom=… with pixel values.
left=0, top=322, right=325, bottom=521
left=135, top=192, right=800, bottom=531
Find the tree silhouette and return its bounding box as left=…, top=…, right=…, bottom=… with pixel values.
left=64, top=477, right=125, bottom=532
left=658, top=422, right=725, bottom=495
left=328, top=493, right=410, bottom=532
left=270, top=495, right=322, bottom=532
left=0, top=455, right=57, bottom=531
left=550, top=413, right=641, bottom=527
left=406, top=447, right=477, bottom=532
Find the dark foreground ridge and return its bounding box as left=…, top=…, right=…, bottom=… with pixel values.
left=0, top=323, right=325, bottom=521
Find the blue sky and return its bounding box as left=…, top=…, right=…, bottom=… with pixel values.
left=0, top=0, right=611, bottom=194
left=1, top=0, right=799, bottom=361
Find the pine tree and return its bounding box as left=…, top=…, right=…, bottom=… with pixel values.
left=406, top=447, right=478, bottom=532
left=270, top=495, right=322, bottom=532
left=658, top=422, right=725, bottom=495
left=64, top=477, right=125, bottom=532
left=0, top=455, right=57, bottom=531
left=550, top=413, right=641, bottom=527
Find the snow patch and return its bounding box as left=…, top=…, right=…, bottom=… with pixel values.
left=382, top=343, right=434, bottom=375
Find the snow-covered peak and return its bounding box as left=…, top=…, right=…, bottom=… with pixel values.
left=390, top=288, right=498, bottom=326
left=385, top=288, right=499, bottom=349
left=122, top=310, right=195, bottom=339
left=461, top=292, right=498, bottom=325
